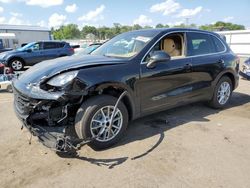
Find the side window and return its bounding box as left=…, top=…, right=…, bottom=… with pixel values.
left=187, top=32, right=216, bottom=56
left=212, top=36, right=225, bottom=52
left=144, top=33, right=184, bottom=62
left=31, top=42, right=42, bottom=51
left=43, top=42, right=58, bottom=49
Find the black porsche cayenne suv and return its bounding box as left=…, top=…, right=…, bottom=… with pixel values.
left=13, top=28, right=239, bottom=152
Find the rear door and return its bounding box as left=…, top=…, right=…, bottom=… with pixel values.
left=41, top=42, right=61, bottom=61
left=186, top=32, right=226, bottom=100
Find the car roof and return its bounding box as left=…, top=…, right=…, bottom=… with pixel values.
left=37, top=40, right=66, bottom=43
left=129, top=28, right=220, bottom=37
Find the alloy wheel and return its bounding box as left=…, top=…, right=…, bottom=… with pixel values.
left=217, top=81, right=231, bottom=105
left=11, top=60, right=23, bottom=70
left=90, top=105, right=123, bottom=142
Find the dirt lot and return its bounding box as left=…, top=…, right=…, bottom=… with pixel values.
left=0, top=78, right=249, bottom=188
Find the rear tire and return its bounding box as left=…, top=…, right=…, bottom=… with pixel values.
left=208, top=76, right=233, bottom=109
left=75, top=95, right=128, bottom=150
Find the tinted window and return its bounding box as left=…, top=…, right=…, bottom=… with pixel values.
left=187, top=32, right=216, bottom=56
left=43, top=42, right=58, bottom=49
left=58, top=43, right=65, bottom=48
left=212, top=36, right=225, bottom=52
left=18, top=42, right=42, bottom=51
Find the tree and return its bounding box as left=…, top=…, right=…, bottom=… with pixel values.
left=156, top=23, right=164, bottom=28
left=189, top=23, right=197, bottom=28
left=52, top=24, right=80, bottom=40
left=51, top=21, right=246, bottom=40
left=132, top=24, right=143, bottom=30
left=199, top=21, right=245, bottom=31
left=81, top=26, right=98, bottom=38
left=63, top=24, right=80, bottom=39
left=174, top=23, right=186, bottom=28
left=144, top=25, right=153, bottom=29
left=113, top=23, right=122, bottom=35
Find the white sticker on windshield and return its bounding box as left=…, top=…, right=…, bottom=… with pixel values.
left=135, top=36, right=150, bottom=43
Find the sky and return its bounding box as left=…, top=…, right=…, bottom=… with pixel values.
left=0, top=0, right=249, bottom=29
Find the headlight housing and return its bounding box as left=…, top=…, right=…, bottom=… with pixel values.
left=243, top=62, right=250, bottom=69
left=47, top=71, right=78, bottom=87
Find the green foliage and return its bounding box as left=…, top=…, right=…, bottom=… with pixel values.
left=199, top=21, right=245, bottom=31
left=156, top=24, right=170, bottom=28
left=52, top=21, right=246, bottom=40
left=52, top=24, right=80, bottom=40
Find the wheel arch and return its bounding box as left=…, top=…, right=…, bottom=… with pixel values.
left=7, top=56, right=26, bottom=67
left=213, top=69, right=237, bottom=90
left=85, top=82, right=136, bottom=121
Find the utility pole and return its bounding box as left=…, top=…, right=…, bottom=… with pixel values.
left=185, top=18, right=190, bottom=27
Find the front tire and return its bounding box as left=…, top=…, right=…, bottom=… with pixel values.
left=9, top=58, right=24, bottom=71
left=75, top=95, right=128, bottom=150
left=209, top=76, right=233, bottom=109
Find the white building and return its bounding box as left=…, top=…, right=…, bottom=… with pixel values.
left=0, top=24, right=51, bottom=49
left=217, top=30, right=250, bottom=58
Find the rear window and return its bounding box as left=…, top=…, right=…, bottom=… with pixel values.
left=187, top=32, right=216, bottom=56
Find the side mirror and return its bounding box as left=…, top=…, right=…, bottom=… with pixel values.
left=147, top=51, right=171, bottom=68
left=25, top=49, right=32, bottom=53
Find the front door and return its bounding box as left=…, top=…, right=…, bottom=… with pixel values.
left=138, top=32, right=197, bottom=114
left=24, top=42, right=44, bottom=65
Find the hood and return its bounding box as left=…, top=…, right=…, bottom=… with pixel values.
left=17, top=55, right=125, bottom=84
left=0, top=50, right=23, bottom=59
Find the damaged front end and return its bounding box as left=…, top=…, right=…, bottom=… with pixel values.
left=13, top=72, right=92, bottom=153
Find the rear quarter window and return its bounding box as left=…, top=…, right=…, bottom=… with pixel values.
left=58, top=43, right=65, bottom=48
left=212, top=36, right=226, bottom=52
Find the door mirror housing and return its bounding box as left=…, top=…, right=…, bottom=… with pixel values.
left=147, top=51, right=171, bottom=68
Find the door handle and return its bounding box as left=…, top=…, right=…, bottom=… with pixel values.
left=217, top=59, right=225, bottom=64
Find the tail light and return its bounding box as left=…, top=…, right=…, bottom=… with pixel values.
left=69, top=48, right=74, bottom=53
left=236, top=56, right=240, bottom=72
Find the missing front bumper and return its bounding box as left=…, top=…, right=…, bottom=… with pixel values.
left=15, top=106, right=92, bottom=153
left=21, top=118, right=94, bottom=152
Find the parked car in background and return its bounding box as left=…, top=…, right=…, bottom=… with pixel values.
left=74, top=43, right=102, bottom=56
left=0, top=47, right=13, bottom=53
left=0, top=39, right=13, bottom=53
left=0, top=41, right=74, bottom=71
left=240, top=57, right=250, bottom=80
left=13, top=28, right=239, bottom=152
left=0, top=65, right=15, bottom=92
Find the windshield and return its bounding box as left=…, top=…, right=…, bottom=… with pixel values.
left=74, top=44, right=101, bottom=56
left=92, top=30, right=159, bottom=58
left=17, top=42, right=40, bottom=51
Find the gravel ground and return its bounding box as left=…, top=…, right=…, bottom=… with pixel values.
left=0, top=78, right=249, bottom=188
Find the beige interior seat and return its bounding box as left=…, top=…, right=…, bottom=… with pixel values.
left=163, top=38, right=181, bottom=57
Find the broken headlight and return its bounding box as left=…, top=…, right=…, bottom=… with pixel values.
left=47, top=71, right=78, bottom=87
